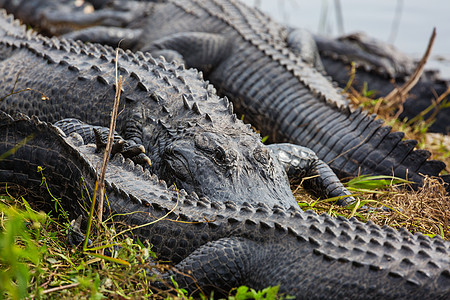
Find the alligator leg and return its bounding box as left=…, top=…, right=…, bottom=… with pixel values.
left=286, top=28, right=325, bottom=71
left=142, top=32, right=232, bottom=72
left=267, top=143, right=354, bottom=205
left=68, top=29, right=233, bottom=73
left=62, top=26, right=142, bottom=49
left=62, top=27, right=186, bottom=64
left=54, top=118, right=151, bottom=167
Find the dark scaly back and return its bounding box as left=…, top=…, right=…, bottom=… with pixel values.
left=153, top=0, right=447, bottom=185
left=0, top=9, right=297, bottom=208
left=0, top=8, right=248, bottom=138
left=1, top=111, right=449, bottom=298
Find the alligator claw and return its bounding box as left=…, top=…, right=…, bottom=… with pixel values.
left=92, top=127, right=152, bottom=168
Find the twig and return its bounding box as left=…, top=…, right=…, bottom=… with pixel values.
left=39, top=266, right=60, bottom=289
left=384, top=28, right=436, bottom=114
left=97, top=48, right=123, bottom=223
left=425, top=86, right=450, bottom=124
left=40, top=283, right=80, bottom=295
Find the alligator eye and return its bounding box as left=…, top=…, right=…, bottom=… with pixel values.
left=214, top=147, right=225, bottom=161
left=253, top=147, right=270, bottom=165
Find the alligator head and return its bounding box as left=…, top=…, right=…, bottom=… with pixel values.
left=157, top=127, right=297, bottom=209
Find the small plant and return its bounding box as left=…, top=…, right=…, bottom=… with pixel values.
left=0, top=196, right=46, bottom=300
left=229, top=285, right=289, bottom=300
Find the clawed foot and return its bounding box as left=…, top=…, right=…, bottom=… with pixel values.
left=93, top=127, right=152, bottom=167
left=54, top=118, right=151, bottom=169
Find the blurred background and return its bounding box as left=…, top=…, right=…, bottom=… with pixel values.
left=242, top=0, right=450, bottom=77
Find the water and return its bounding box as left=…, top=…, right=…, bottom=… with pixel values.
left=242, top=0, right=450, bottom=78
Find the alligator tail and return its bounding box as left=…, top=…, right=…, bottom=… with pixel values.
left=299, top=102, right=447, bottom=186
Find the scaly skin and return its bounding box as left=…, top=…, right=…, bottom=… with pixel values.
left=1, top=111, right=449, bottom=299
left=0, top=10, right=356, bottom=208
left=4, top=0, right=447, bottom=187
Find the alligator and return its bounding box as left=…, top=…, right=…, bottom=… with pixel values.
left=1, top=111, right=450, bottom=299
left=0, top=9, right=358, bottom=209
left=313, top=32, right=450, bottom=135
left=2, top=0, right=448, bottom=188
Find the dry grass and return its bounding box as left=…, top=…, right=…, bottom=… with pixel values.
left=293, top=78, right=450, bottom=240
left=294, top=176, right=449, bottom=240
